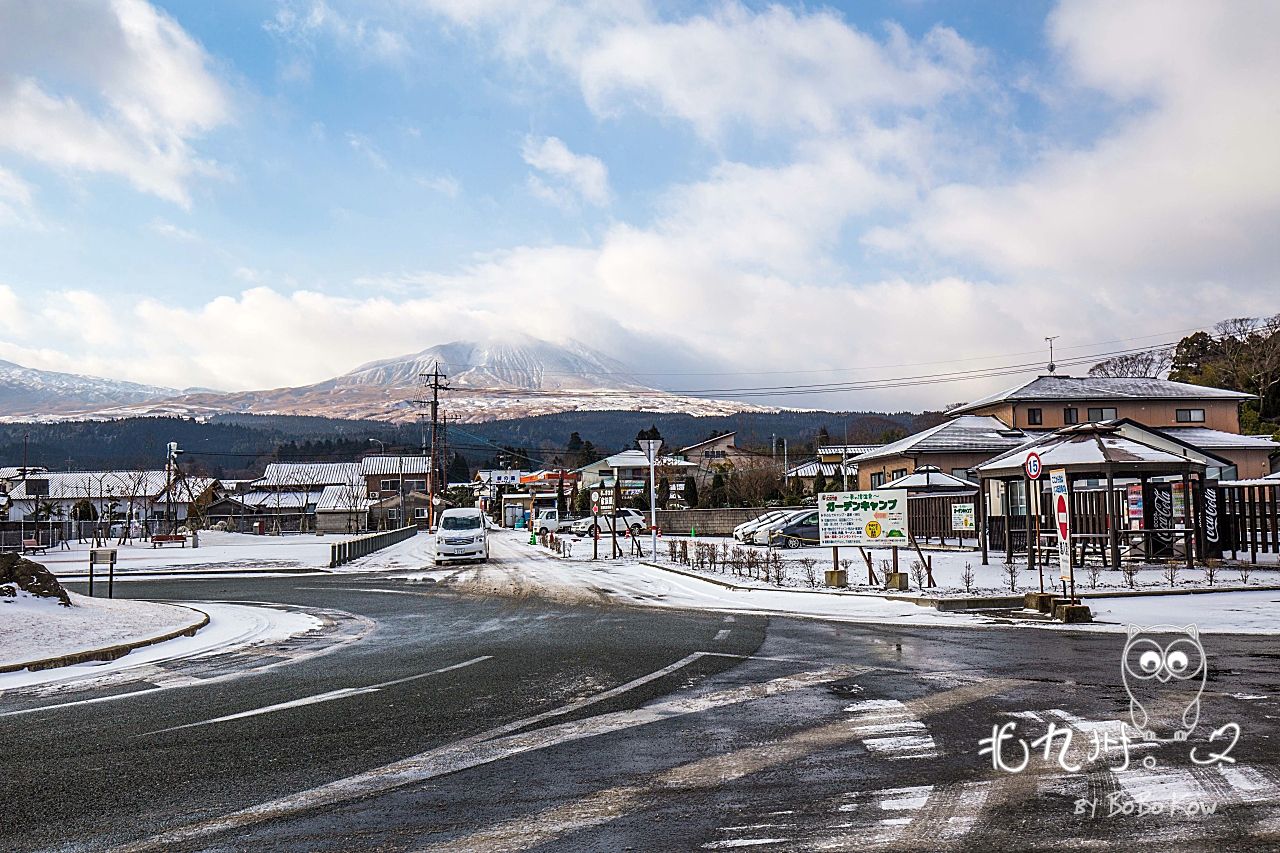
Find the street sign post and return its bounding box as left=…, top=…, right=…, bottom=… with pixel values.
left=1049, top=468, right=1073, bottom=598
left=89, top=548, right=117, bottom=599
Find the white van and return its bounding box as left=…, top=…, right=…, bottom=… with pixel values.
left=434, top=508, right=489, bottom=565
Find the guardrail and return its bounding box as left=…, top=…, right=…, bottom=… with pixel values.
left=330, top=525, right=417, bottom=568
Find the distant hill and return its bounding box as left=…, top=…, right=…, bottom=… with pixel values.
left=0, top=409, right=926, bottom=478
left=0, top=360, right=176, bottom=418
left=0, top=337, right=776, bottom=424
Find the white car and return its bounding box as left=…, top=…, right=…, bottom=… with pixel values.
left=434, top=508, right=489, bottom=565
left=733, top=510, right=789, bottom=542
left=569, top=508, right=646, bottom=537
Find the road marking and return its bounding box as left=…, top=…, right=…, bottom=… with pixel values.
left=714, top=629, right=732, bottom=641
left=109, top=657, right=857, bottom=853
left=141, top=657, right=492, bottom=735
left=409, top=678, right=1021, bottom=853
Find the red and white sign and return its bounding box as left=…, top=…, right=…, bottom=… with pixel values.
left=1024, top=452, right=1043, bottom=480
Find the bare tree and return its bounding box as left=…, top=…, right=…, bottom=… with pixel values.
left=1163, top=562, right=1180, bottom=588
left=726, top=457, right=782, bottom=507
left=909, top=559, right=928, bottom=590
left=961, top=561, right=975, bottom=593
left=1088, top=348, right=1174, bottom=378
left=1004, top=559, right=1019, bottom=592
left=1202, top=561, right=1219, bottom=587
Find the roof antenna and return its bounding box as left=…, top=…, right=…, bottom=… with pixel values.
left=1045, top=336, right=1059, bottom=375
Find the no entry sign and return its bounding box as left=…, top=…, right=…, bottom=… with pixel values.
left=1024, top=452, right=1043, bottom=480
left=1049, top=467, right=1071, bottom=580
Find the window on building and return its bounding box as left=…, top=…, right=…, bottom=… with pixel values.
left=387, top=508, right=400, bottom=520
left=951, top=468, right=970, bottom=480
left=1063, top=407, right=1079, bottom=425
left=870, top=472, right=886, bottom=488
left=415, top=507, right=427, bottom=518
left=1026, top=408, right=1043, bottom=425
left=891, top=468, right=908, bottom=481
left=1176, top=409, right=1206, bottom=423
left=1087, top=407, right=1118, bottom=422
left=380, top=479, right=400, bottom=491
left=405, top=479, right=426, bottom=491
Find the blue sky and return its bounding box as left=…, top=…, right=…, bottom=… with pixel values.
left=0, top=1, right=1277, bottom=409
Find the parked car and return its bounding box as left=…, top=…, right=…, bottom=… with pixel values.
left=771, top=509, right=821, bottom=548
left=750, top=509, right=810, bottom=546
left=434, top=507, right=489, bottom=565
left=569, top=508, right=646, bottom=537
left=733, top=510, right=790, bottom=542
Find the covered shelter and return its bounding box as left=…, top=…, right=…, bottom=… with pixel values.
left=975, top=422, right=1213, bottom=577
left=883, top=465, right=979, bottom=495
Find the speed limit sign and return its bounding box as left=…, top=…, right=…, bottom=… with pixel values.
left=1024, top=452, right=1042, bottom=480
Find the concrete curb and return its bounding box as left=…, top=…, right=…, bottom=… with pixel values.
left=58, top=567, right=330, bottom=580
left=0, top=604, right=210, bottom=674
left=1079, top=584, right=1280, bottom=599
left=639, top=561, right=1280, bottom=610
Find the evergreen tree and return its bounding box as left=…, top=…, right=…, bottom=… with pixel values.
left=683, top=476, right=699, bottom=508
left=708, top=473, right=727, bottom=508
left=656, top=476, right=670, bottom=509
left=813, top=469, right=828, bottom=495
left=447, top=452, right=471, bottom=483
left=634, top=425, right=664, bottom=451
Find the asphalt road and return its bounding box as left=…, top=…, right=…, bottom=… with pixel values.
left=5, top=551, right=1280, bottom=852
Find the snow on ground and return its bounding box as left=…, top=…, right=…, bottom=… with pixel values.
left=0, top=601, right=324, bottom=691
left=541, top=532, right=1280, bottom=596
left=379, top=530, right=1280, bottom=636
left=1092, top=591, right=1280, bottom=635
left=30, top=529, right=362, bottom=576
left=0, top=590, right=203, bottom=669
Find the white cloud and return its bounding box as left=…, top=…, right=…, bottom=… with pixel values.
left=0, top=0, right=230, bottom=206
left=423, top=1, right=979, bottom=141
left=521, top=135, right=611, bottom=208
left=417, top=172, right=460, bottom=197
left=0, top=164, right=32, bottom=224
left=872, top=0, right=1280, bottom=294
left=346, top=132, right=388, bottom=169
left=149, top=217, right=198, bottom=240
left=266, top=0, right=411, bottom=75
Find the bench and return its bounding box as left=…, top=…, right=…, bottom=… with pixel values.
left=21, top=539, right=46, bottom=554
left=150, top=534, right=187, bottom=548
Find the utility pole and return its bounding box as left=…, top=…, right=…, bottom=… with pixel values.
left=417, top=363, right=450, bottom=528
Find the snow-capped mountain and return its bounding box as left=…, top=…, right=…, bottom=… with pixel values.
left=0, top=360, right=176, bottom=418
left=342, top=337, right=648, bottom=392
left=0, top=338, right=775, bottom=424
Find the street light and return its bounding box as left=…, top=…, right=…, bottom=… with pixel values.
left=639, top=439, right=662, bottom=560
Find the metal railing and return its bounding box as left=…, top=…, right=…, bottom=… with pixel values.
left=330, top=525, right=417, bottom=568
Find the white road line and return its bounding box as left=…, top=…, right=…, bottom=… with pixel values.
left=142, top=656, right=492, bottom=736
left=714, top=629, right=732, bottom=641
left=111, top=657, right=857, bottom=853
left=0, top=607, right=376, bottom=718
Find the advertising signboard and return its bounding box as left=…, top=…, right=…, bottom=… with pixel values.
left=818, top=489, right=909, bottom=547
left=951, top=502, right=976, bottom=532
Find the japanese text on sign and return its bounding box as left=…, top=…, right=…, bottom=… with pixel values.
left=951, top=502, right=975, bottom=532
left=818, top=489, right=909, bottom=546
